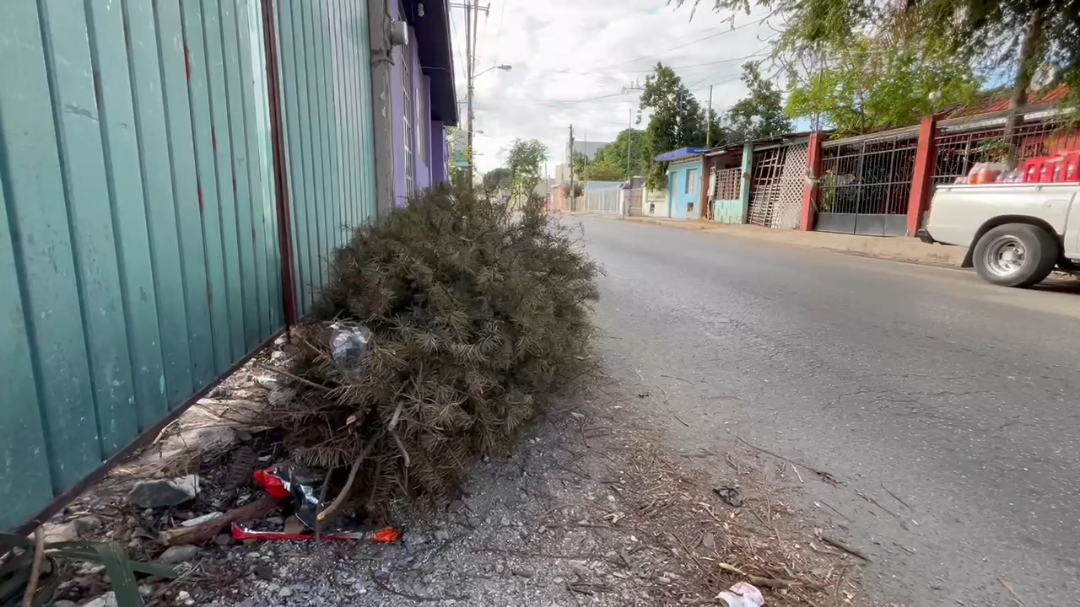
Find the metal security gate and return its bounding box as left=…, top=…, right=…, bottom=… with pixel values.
left=934, top=112, right=1080, bottom=186
left=625, top=188, right=644, bottom=216
left=816, top=129, right=919, bottom=236
left=747, top=142, right=809, bottom=229
left=586, top=189, right=621, bottom=215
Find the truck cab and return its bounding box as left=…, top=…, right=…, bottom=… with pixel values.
left=920, top=183, right=1080, bottom=287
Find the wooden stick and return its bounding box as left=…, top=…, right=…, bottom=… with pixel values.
left=22, top=524, right=45, bottom=607
left=737, top=437, right=839, bottom=484
left=161, top=496, right=276, bottom=545
left=819, top=535, right=871, bottom=562
left=317, top=436, right=380, bottom=524
left=254, top=362, right=331, bottom=392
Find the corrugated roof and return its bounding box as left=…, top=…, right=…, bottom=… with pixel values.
left=942, top=86, right=1069, bottom=119
left=654, top=147, right=706, bottom=162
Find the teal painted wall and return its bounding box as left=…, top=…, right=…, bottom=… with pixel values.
left=0, top=0, right=285, bottom=531
left=275, top=0, right=377, bottom=316
left=668, top=159, right=704, bottom=220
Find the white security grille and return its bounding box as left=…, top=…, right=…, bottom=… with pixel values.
left=585, top=189, right=621, bottom=215
left=713, top=167, right=741, bottom=200
left=772, top=142, right=808, bottom=229
left=747, top=143, right=809, bottom=229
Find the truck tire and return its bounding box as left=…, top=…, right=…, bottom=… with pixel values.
left=972, top=223, right=1058, bottom=287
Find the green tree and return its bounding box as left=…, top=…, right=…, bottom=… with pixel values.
left=681, top=0, right=1079, bottom=121
left=726, top=62, right=793, bottom=141
left=581, top=162, right=625, bottom=182
left=638, top=63, right=708, bottom=189
left=506, top=139, right=548, bottom=195
left=571, top=151, right=589, bottom=180
left=482, top=167, right=513, bottom=192
left=785, top=38, right=980, bottom=135
left=592, top=128, right=649, bottom=179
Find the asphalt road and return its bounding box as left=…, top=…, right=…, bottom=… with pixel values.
left=576, top=216, right=1080, bottom=606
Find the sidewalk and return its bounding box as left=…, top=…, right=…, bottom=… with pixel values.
left=618, top=216, right=968, bottom=268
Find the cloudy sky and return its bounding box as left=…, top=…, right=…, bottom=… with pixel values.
left=446, top=0, right=778, bottom=174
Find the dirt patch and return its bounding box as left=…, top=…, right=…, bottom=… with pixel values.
left=42, top=346, right=875, bottom=607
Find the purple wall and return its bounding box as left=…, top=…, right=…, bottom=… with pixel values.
left=389, top=4, right=446, bottom=205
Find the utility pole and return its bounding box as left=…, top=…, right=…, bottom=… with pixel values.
left=465, top=0, right=474, bottom=189
left=623, top=81, right=645, bottom=182
left=454, top=1, right=490, bottom=190
left=568, top=124, right=575, bottom=211
left=705, top=84, right=714, bottom=149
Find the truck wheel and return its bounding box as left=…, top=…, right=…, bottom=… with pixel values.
left=973, top=223, right=1058, bottom=287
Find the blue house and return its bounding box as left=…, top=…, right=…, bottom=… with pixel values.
left=655, top=148, right=705, bottom=219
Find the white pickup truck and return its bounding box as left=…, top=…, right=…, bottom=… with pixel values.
left=919, top=183, right=1080, bottom=287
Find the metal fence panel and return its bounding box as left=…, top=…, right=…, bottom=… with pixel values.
left=934, top=115, right=1080, bottom=185
left=817, top=132, right=917, bottom=236
left=274, top=0, right=376, bottom=316
left=586, top=189, right=621, bottom=215
left=0, top=0, right=283, bottom=531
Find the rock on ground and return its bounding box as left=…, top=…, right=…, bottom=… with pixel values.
left=129, top=475, right=201, bottom=509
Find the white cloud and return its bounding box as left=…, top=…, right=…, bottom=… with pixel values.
left=448, top=0, right=778, bottom=173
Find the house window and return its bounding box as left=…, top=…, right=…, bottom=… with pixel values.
left=418, top=81, right=430, bottom=168
left=402, top=37, right=416, bottom=197
left=685, top=168, right=699, bottom=194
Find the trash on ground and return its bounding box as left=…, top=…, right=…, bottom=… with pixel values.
left=329, top=323, right=371, bottom=363
left=230, top=523, right=400, bottom=543
left=252, top=463, right=324, bottom=528
left=715, top=582, right=765, bottom=607
left=128, top=475, right=201, bottom=509
left=713, top=485, right=744, bottom=508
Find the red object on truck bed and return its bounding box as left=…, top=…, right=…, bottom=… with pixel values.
left=1024, top=150, right=1080, bottom=183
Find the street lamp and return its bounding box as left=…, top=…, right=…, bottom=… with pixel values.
left=476, top=64, right=512, bottom=78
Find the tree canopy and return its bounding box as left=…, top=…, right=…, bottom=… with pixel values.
left=592, top=128, right=649, bottom=179
left=638, top=63, right=709, bottom=188
left=726, top=62, right=793, bottom=141
left=785, top=38, right=980, bottom=135
left=482, top=167, right=513, bottom=192
left=680, top=0, right=1079, bottom=133
left=505, top=139, right=548, bottom=195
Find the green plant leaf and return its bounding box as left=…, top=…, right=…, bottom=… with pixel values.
left=47, top=547, right=176, bottom=579
left=0, top=566, right=31, bottom=606
left=80, top=543, right=142, bottom=607
left=0, top=549, right=34, bottom=579
left=30, top=572, right=63, bottom=607
left=0, top=533, right=33, bottom=552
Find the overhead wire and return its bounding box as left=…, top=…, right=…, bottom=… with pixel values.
left=585, top=15, right=768, bottom=70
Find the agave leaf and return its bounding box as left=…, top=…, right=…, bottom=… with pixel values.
left=47, top=547, right=176, bottom=579
left=29, top=571, right=63, bottom=607
left=79, top=543, right=142, bottom=607
left=0, top=533, right=33, bottom=552
left=0, top=549, right=34, bottom=579
left=0, top=566, right=31, bottom=606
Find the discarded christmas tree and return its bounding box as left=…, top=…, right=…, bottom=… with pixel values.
left=267, top=186, right=599, bottom=515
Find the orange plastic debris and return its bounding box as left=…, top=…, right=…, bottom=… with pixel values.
left=372, top=527, right=401, bottom=543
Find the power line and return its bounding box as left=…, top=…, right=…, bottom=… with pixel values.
left=522, top=49, right=770, bottom=76
left=586, top=16, right=768, bottom=70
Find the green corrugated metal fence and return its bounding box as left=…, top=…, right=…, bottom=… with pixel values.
left=273, top=0, right=378, bottom=316
left=0, top=0, right=376, bottom=532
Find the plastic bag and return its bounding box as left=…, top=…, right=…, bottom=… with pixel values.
left=716, top=582, right=765, bottom=607
left=329, top=323, right=371, bottom=364
left=968, top=162, right=1010, bottom=185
